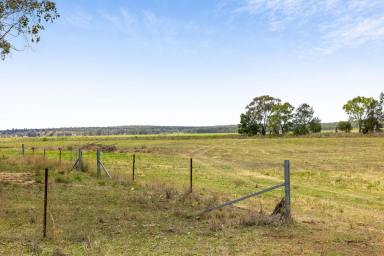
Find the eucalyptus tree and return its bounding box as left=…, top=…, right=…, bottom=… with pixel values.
left=342, top=96, right=375, bottom=133
left=268, top=102, right=294, bottom=135
left=0, top=0, right=59, bottom=59
left=343, top=94, right=383, bottom=133
left=245, top=95, right=281, bottom=135
left=292, top=103, right=316, bottom=135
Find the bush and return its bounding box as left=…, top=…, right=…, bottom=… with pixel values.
left=337, top=121, right=352, bottom=133
left=309, top=118, right=322, bottom=133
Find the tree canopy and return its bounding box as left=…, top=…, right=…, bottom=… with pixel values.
left=343, top=93, right=383, bottom=133
left=0, top=0, right=59, bottom=59
left=239, top=96, right=321, bottom=136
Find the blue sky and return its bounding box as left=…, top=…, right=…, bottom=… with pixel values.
left=1, top=0, right=384, bottom=129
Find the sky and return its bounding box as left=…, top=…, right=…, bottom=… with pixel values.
left=1, top=0, right=384, bottom=130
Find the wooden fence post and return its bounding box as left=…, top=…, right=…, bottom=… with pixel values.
left=132, top=154, right=135, bottom=181
left=96, top=149, right=101, bottom=178
left=21, top=144, right=25, bottom=156
left=43, top=149, right=46, bottom=158
left=284, top=160, right=291, bottom=222
left=43, top=168, right=48, bottom=238
left=78, top=149, right=83, bottom=171
left=189, top=158, right=193, bottom=193
left=59, top=148, right=62, bottom=165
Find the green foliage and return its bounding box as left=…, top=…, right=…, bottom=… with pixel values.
left=336, top=121, right=352, bottom=133
left=292, top=103, right=314, bottom=135
left=245, top=95, right=281, bottom=135
left=309, top=117, right=322, bottom=133
left=268, top=102, right=294, bottom=135
left=343, top=93, right=384, bottom=133
left=0, top=0, right=59, bottom=59
left=239, top=97, right=319, bottom=136
left=238, top=113, right=259, bottom=135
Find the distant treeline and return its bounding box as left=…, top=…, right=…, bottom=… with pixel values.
left=0, top=125, right=238, bottom=137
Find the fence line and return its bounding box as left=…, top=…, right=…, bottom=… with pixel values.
left=15, top=144, right=292, bottom=220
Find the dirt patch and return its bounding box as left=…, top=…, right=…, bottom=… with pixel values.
left=0, top=172, right=34, bottom=186
left=81, top=143, right=118, bottom=152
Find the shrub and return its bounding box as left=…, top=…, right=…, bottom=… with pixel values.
left=337, top=121, right=352, bottom=133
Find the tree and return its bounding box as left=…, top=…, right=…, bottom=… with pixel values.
left=268, top=102, right=294, bottom=135
left=343, top=94, right=384, bottom=133
left=245, top=95, right=281, bottom=135
left=0, top=0, right=59, bottom=59
left=361, top=98, right=383, bottom=133
left=337, top=121, right=352, bottom=133
left=238, top=112, right=259, bottom=136
left=292, top=103, right=314, bottom=135
left=309, top=117, right=322, bottom=133
left=342, top=96, right=375, bottom=133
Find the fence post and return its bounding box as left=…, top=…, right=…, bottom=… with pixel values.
left=284, top=160, right=291, bottom=222
left=43, top=168, right=48, bottom=238
left=189, top=158, right=193, bottom=193
left=43, top=149, right=46, bottom=158
left=132, top=154, right=135, bottom=181
left=59, top=148, right=62, bottom=165
left=21, top=144, right=25, bottom=156
left=78, top=149, right=83, bottom=171
left=96, top=149, right=101, bottom=178
left=32, top=147, right=35, bottom=155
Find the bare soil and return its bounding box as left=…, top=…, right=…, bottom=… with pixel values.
left=0, top=172, right=34, bottom=186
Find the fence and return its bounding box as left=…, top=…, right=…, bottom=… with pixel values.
left=11, top=144, right=293, bottom=237
left=200, top=160, right=291, bottom=221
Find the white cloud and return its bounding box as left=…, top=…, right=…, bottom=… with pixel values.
left=65, top=9, right=93, bottom=28
left=233, top=0, right=384, bottom=54
left=99, top=8, right=210, bottom=50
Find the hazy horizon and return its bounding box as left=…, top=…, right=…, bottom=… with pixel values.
left=1, top=0, right=384, bottom=130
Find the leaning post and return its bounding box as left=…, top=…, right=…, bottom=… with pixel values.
left=284, top=160, right=291, bottom=222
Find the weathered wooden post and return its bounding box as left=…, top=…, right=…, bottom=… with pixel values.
left=284, top=160, right=291, bottom=222
left=43, top=168, right=48, bottom=238
left=132, top=154, right=136, bottom=181
left=78, top=149, right=83, bottom=171
left=96, top=149, right=101, bottom=178
left=189, top=158, right=193, bottom=193
left=21, top=144, right=25, bottom=156
left=59, top=148, right=62, bottom=165
left=43, top=149, right=46, bottom=158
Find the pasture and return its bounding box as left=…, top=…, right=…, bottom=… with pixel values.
left=0, top=134, right=384, bottom=255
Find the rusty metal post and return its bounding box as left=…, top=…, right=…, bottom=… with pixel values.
left=43, top=168, right=48, bottom=238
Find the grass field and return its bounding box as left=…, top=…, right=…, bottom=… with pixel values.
left=1, top=134, right=384, bottom=255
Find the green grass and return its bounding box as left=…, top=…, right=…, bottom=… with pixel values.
left=1, top=134, right=384, bottom=255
